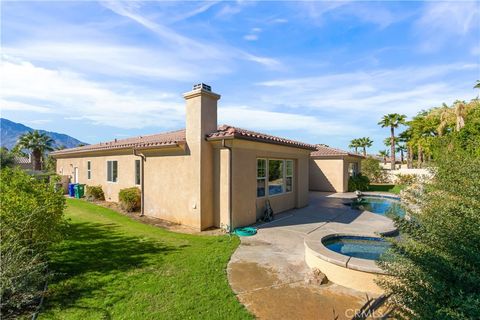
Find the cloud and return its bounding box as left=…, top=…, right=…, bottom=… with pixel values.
left=257, top=63, right=478, bottom=116
left=219, top=106, right=361, bottom=138
left=243, top=34, right=258, bottom=41
left=101, top=1, right=280, bottom=69
left=1, top=57, right=185, bottom=129
left=415, top=2, right=480, bottom=51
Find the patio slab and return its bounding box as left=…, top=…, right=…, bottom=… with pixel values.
left=228, top=191, right=395, bottom=319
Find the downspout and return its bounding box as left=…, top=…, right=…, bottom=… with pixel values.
left=221, top=139, right=233, bottom=233
left=133, top=149, right=146, bottom=217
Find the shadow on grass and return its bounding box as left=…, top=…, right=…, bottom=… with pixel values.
left=44, top=221, right=176, bottom=313
left=368, top=184, right=395, bottom=192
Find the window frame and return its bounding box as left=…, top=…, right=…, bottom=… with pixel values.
left=107, top=160, right=118, bottom=183
left=87, top=161, right=91, bottom=180
left=256, top=158, right=295, bottom=198
left=256, top=158, right=267, bottom=198
left=134, top=159, right=141, bottom=185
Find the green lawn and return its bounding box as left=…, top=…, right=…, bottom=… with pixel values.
left=368, top=184, right=406, bottom=194
left=40, top=199, right=252, bottom=319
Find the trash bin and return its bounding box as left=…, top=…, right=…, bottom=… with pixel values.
left=74, top=184, right=85, bottom=198
left=68, top=183, right=76, bottom=197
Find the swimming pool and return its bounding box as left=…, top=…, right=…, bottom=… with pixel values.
left=353, top=196, right=405, bottom=217
left=322, top=235, right=390, bottom=260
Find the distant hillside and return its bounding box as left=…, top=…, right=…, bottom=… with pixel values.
left=0, top=118, right=86, bottom=150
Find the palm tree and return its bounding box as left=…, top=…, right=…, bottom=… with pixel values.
left=399, top=129, right=413, bottom=168
left=396, top=143, right=407, bottom=164
left=357, top=137, right=373, bottom=157
left=349, top=138, right=361, bottom=154
left=474, top=80, right=480, bottom=89
left=453, top=100, right=467, bottom=132
left=378, top=150, right=389, bottom=165
left=378, top=113, right=407, bottom=170
left=15, top=130, right=54, bottom=170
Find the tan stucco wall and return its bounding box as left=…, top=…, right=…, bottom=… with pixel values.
left=212, top=139, right=310, bottom=229
left=56, top=151, right=140, bottom=202
left=309, top=156, right=362, bottom=193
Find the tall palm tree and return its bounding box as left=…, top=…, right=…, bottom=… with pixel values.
left=349, top=138, right=361, bottom=154
left=396, top=143, right=407, bottom=164
left=399, top=129, right=413, bottom=169
left=378, top=113, right=407, bottom=170
left=357, top=137, right=373, bottom=157
left=378, top=150, right=389, bottom=165
left=474, top=80, right=480, bottom=89
left=15, top=130, right=54, bottom=170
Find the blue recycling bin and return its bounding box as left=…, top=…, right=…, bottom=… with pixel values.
left=68, top=183, right=76, bottom=197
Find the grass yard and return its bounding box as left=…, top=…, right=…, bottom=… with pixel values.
left=368, top=184, right=406, bottom=194
left=40, top=199, right=252, bottom=320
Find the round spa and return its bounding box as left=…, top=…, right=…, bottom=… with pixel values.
left=304, top=234, right=390, bottom=294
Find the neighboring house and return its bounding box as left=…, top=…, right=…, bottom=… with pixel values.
left=13, top=154, right=34, bottom=170
left=52, top=84, right=315, bottom=231
left=309, top=145, right=364, bottom=192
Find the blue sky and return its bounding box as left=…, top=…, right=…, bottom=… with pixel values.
left=1, top=1, right=479, bottom=152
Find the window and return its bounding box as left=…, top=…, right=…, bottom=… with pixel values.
left=87, top=161, right=91, bottom=179
left=257, top=159, right=266, bottom=197
left=268, top=160, right=284, bottom=196
left=348, top=162, right=358, bottom=177
left=107, top=160, right=118, bottom=182
left=135, top=159, right=141, bottom=185
left=256, top=159, right=295, bottom=198
left=286, top=160, right=293, bottom=192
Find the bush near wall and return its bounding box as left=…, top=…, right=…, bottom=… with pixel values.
left=0, top=168, right=66, bottom=316
left=348, top=173, right=370, bottom=191
left=361, top=157, right=387, bottom=183
left=119, top=187, right=141, bottom=212
left=85, top=185, right=105, bottom=201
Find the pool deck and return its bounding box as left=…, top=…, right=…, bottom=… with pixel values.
left=227, top=191, right=396, bottom=320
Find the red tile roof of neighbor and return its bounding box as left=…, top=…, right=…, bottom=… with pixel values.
left=51, top=125, right=316, bottom=156
left=311, top=144, right=364, bottom=158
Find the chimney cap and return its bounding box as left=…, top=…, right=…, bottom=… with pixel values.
left=193, top=83, right=211, bottom=92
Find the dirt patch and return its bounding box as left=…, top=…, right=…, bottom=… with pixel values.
left=228, top=262, right=282, bottom=294
left=238, top=283, right=364, bottom=320
left=77, top=198, right=224, bottom=235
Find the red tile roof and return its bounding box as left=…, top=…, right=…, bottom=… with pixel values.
left=311, top=144, right=364, bottom=158
left=51, top=129, right=186, bottom=156
left=207, top=125, right=316, bottom=150
left=52, top=125, right=316, bottom=156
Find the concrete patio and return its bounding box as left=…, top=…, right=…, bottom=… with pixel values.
left=227, top=191, right=396, bottom=320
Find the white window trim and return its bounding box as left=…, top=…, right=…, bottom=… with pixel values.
left=106, top=160, right=118, bottom=183
left=257, top=158, right=295, bottom=198
left=87, top=161, right=92, bottom=180
left=256, top=158, right=267, bottom=198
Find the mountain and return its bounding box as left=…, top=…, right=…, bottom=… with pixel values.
left=0, top=118, right=86, bottom=150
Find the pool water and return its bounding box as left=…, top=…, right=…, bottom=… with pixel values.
left=355, top=196, right=405, bottom=217
left=323, top=236, right=390, bottom=260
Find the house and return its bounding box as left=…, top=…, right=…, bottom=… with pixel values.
left=52, top=84, right=316, bottom=231
left=309, top=144, right=364, bottom=192
left=13, top=154, right=33, bottom=170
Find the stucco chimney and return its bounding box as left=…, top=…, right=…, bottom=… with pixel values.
left=183, top=83, right=220, bottom=143
left=183, top=83, right=220, bottom=230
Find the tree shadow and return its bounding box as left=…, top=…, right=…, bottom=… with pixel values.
left=44, top=221, right=176, bottom=312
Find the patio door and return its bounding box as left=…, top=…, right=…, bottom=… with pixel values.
left=74, top=167, right=79, bottom=183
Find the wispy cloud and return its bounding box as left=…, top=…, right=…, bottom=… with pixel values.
left=1, top=57, right=184, bottom=129
left=257, top=63, right=478, bottom=115
left=415, top=1, right=480, bottom=51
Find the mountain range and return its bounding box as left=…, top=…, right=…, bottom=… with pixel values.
left=0, top=118, right=86, bottom=150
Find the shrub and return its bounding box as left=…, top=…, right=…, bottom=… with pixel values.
left=348, top=173, right=370, bottom=191
left=0, top=168, right=66, bottom=315
left=378, top=148, right=480, bottom=318
left=394, top=173, right=417, bottom=186
left=361, top=157, right=387, bottom=183
left=85, top=185, right=105, bottom=201
left=118, top=187, right=141, bottom=212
